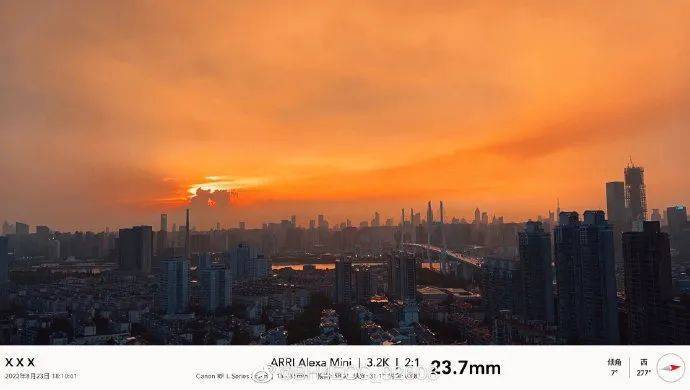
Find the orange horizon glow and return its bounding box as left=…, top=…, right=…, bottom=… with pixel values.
left=1, top=1, right=690, bottom=230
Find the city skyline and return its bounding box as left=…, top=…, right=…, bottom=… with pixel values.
left=2, top=2, right=690, bottom=230
left=1, top=160, right=687, bottom=233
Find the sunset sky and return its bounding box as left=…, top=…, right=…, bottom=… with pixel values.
left=1, top=1, right=690, bottom=231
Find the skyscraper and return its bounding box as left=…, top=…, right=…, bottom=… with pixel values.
left=481, top=256, right=521, bottom=322
left=439, top=201, right=448, bottom=273
left=353, top=266, right=372, bottom=304
left=426, top=201, right=433, bottom=264
left=409, top=208, right=416, bottom=243
left=388, top=253, right=401, bottom=300
left=606, top=181, right=627, bottom=228
left=399, top=208, right=405, bottom=247
left=554, top=212, right=581, bottom=341
left=334, top=257, right=353, bottom=305
left=118, top=226, right=153, bottom=274
left=157, top=213, right=169, bottom=254
left=160, top=214, right=168, bottom=232
left=387, top=250, right=416, bottom=302
left=158, top=257, right=190, bottom=315
left=622, top=221, right=672, bottom=344
left=15, top=222, right=29, bottom=235
left=624, top=163, right=647, bottom=225
left=554, top=211, right=618, bottom=344
left=184, top=208, right=191, bottom=259
left=666, top=205, right=688, bottom=238
left=198, top=259, right=232, bottom=313
left=371, top=212, right=381, bottom=227
left=518, top=221, right=554, bottom=323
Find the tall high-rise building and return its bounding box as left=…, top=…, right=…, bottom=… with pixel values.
left=15, top=222, right=29, bottom=235
left=399, top=208, right=405, bottom=247
left=0, top=236, right=8, bottom=284
left=624, top=163, right=647, bottom=224
left=353, top=267, right=372, bottom=304
left=439, top=201, right=448, bottom=273
left=622, top=221, right=672, bottom=344
left=388, top=253, right=401, bottom=300
left=157, top=214, right=169, bottom=254
left=606, top=181, right=627, bottom=265
left=606, top=181, right=627, bottom=227
left=158, top=257, right=190, bottom=315
left=184, top=209, right=191, bottom=259
left=518, top=221, right=554, bottom=323
left=371, top=212, right=381, bottom=227
left=554, top=212, right=582, bottom=341
left=606, top=181, right=627, bottom=228
left=481, top=257, right=521, bottom=322
left=666, top=205, right=688, bottom=238
left=198, top=260, right=232, bottom=313
left=409, top=208, right=416, bottom=243
left=554, top=211, right=618, bottom=344
left=160, top=214, right=168, bottom=232
left=334, top=257, right=353, bottom=305
left=118, top=226, right=153, bottom=274
left=387, top=251, right=416, bottom=302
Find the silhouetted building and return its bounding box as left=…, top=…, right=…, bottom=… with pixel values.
left=158, top=257, right=190, bottom=315
left=518, top=221, right=554, bottom=323
left=624, top=164, right=647, bottom=225
left=388, top=253, right=401, bottom=300
left=15, top=222, right=29, bottom=235
left=184, top=209, right=191, bottom=259
left=606, top=181, right=627, bottom=225
left=554, top=211, right=618, bottom=344
left=371, top=212, right=381, bottom=228
left=354, top=267, right=372, bottom=303
left=157, top=214, right=168, bottom=253
left=623, top=221, right=672, bottom=344
left=334, top=257, right=353, bottom=305
left=198, top=260, right=232, bottom=313
left=387, top=251, right=417, bottom=303
left=481, top=257, right=521, bottom=322
left=667, top=205, right=687, bottom=238
left=118, top=226, right=153, bottom=274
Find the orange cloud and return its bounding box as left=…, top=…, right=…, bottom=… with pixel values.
left=1, top=1, right=689, bottom=230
